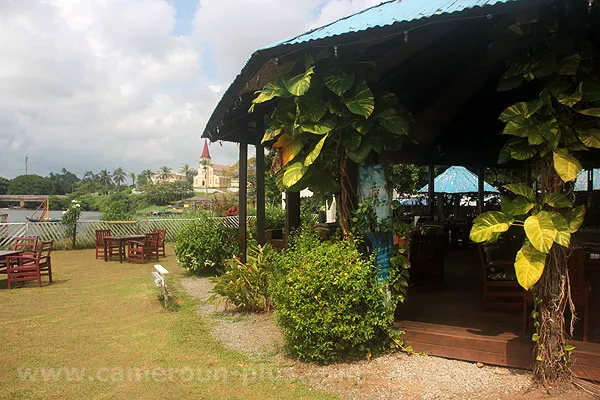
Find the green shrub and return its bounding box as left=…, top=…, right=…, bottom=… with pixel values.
left=101, top=192, right=138, bottom=220
left=265, top=204, right=285, bottom=229
left=272, top=228, right=395, bottom=364
left=209, top=244, right=281, bottom=312
left=174, top=213, right=239, bottom=273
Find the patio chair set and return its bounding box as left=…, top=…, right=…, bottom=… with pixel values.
left=95, top=229, right=166, bottom=264
left=0, top=236, right=54, bottom=289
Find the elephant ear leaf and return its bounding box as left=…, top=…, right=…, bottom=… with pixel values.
left=286, top=65, right=315, bottom=96
left=563, top=205, right=585, bottom=233
left=343, top=80, right=374, bottom=119
left=469, top=211, right=512, bottom=242
left=553, top=149, right=582, bottom=182
left=282, top=162, right=307, bottom=188
left=304, top=134, right=328, bottom=167
left=524, top=211, right=556, bottom=253
left=250, top=76, right=289, bottom=111
left=514, top=243, right=546, bottom=290
left=324, top=69, right=355, bottom=97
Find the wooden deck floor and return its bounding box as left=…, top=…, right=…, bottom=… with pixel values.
left=395, top=247, right=600, bottom=382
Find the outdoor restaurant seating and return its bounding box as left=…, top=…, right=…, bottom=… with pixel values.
left=95, top=229, right=119, bottom=260
left=13, top=236, right=38, bottom=257
left=152, top=228, right=167, bottom=257
left=127, top=232, right=160, bottom=264
left=408, top=229, right=445, bottom=288
left=37, top=240, right=54, bottom=283
left=5, top=239, right=54, bottom=289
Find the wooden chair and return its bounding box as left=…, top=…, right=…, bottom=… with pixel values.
left=408, top=230, right=445, bottom=288
left=478, top=241, right=525, bottom=312
left=38, top=240, right=54, bottom=283
left=13, top=236, right=38, bottom=257
left=569, top=248, right=591, bottom=342
left=152, top=228, right=167, bottom=257
left=127, top=232, right=160, bottom=264
left=95, top=229, right=118, bottom=259
left=5, top=253, right=44, bottom=289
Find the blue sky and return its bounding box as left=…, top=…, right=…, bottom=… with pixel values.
left=0, top=0, right=381, bottom=179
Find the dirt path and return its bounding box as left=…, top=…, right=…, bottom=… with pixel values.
left=182, top=276, right=598, bottom=400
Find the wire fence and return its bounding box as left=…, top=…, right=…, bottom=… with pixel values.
left=0, top=216, right=254, bottom=250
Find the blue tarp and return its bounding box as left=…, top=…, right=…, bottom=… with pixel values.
left=574, top=169, right=600, bottom=191
left=418, top=166, right=499, bottom=194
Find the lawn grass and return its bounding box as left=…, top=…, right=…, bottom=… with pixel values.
left=0, top=247, right=336, bottom=400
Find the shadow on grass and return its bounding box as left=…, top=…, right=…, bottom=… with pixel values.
left=0, top=278, right=70, bottom=289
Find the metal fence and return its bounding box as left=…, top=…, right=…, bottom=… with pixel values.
left=0, top=216, right=254, bottom=250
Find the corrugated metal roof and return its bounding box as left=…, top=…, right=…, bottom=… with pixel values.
left=418, top=166, right=499, bottom=193
left=263, top=0, right=518, bottom=49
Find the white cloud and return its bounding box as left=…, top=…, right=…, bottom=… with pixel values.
left=0, top=0, right=382, bottom=179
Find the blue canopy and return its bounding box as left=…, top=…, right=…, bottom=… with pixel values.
left=418, top=166, right=499, bottom=194
left=574, top=169, right=600, bottom=191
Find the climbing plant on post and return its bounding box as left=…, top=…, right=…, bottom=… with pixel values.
left=249, top=53, right=413, bottom=236
left=470, top=4, right=599, bottom=385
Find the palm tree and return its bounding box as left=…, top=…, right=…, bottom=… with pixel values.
left=83, top=170, right=96, bottom=182
left=98, top=169, right=113, bottom=193
left=113, top=167, right=126, bottom=188
left=158, top=166, right=172, bottom=180
left=139, top=169, right=153, bottom=186
left=129, top=172, right=136, bottom=187
left=180, top=163, right=195, bottom=185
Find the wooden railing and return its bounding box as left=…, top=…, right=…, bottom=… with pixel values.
left=0, top=216, right=254, bottom=250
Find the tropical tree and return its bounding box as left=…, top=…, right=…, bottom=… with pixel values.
left=158, top=166, right=172, bottom=180
left=180, top=163, right=195, bottom=185
left=129, top=172, right=136, bottom=188
left=250, top=53, right=413, bottom=235
left=82, top=170, right=96, bottom=182
left=469, top=5, right=599, bottom=385
left=97, top=169, right=113, bottom=193
left=113, top=167, right=126, bottom=188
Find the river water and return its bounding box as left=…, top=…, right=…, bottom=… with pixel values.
left=0, top=209, right=102, bottom=222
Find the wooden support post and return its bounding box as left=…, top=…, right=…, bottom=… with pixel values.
left=239, top=143, right=248, bottom=263
left=428, top=162, right=435, bottom=218
left=477, top=166, right=484, bottom=215
left=286, top=191, right=301, bottom=236
left=256, top=144, right=266, bottom=246
left=588, top=169, right=594, bottom=209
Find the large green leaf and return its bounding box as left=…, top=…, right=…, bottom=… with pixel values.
left=504, top=183, right=536, bottom=201
left=346, top=141, right=372, bottom=164
left=469, top=211, right=513, bottom=243
left=282, top=162, right=307, bottom=188
left=342, top=130, right=362, bottom=151
left=553, top=149, right=582, bottom=182
left=375, top=108, right=410, bottom=135
left=251, top=76, right=289, bottom=106
left=503, top=117, right=540, bottom=138
left=510, top=142, right=537, bottom=160
left=537, top=118, right=559, bottom=142
left=543, top=193, right=572, bottom=208
left=324, top=70, right=355, bottom=97
left=296, top=89, right=328, bottom=123
left=550, top=211, right=571, bottom=248
left=497, top=76, right=523, bottom=92
left=556, top=54, right=581, bottom=76
left=343, top=80, right=374, bottom=119
left=301, top=117, right=336, bottom=135
left=577, top=128, right=600, bottom=148
left=514, top=243, right=547, bottom=290
left=286, top=65, right=314, bottom=96
left=352, top=118, right=372, bottom=135
left=501, top=195, right=535, bottom=216
left=581, top=79, right=600, bottom=102
left=499, top=100, right=542, bottom=122
left=556, top=83, right=583, bottom=107
left=564, top=205, right=586, bottom=233
left=575, top=108, right=600, bottom=117
left=304, top=134, right=328, bottom=167
left=261, top=126, right=283, bottom=144
left=524, top=211, right=557, bottom=253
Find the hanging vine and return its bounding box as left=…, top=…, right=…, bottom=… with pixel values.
left=470, top=1, right=599, bottom=385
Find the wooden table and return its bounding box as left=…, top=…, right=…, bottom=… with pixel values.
left=103, top=235, right=145, bottom=263
left=0, top=250, right=23, bottom=273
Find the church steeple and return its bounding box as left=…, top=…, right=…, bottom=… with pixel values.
left=200, top=139, right=211, bottom=160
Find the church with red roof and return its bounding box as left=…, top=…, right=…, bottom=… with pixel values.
left=193, top=139, right=232, bottom=191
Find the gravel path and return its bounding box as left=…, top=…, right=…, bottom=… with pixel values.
left=181, top=276, right=598, bottom=400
